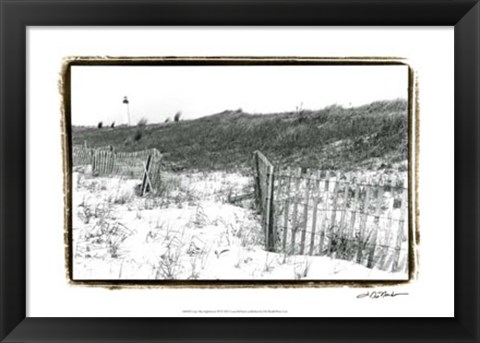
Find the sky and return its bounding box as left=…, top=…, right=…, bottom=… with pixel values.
left=70, top=65, right=408, bottom=126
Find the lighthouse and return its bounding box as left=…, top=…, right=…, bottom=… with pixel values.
left=123, top=96, right=131, bottom=126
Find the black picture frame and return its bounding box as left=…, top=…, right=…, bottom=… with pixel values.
left=1, top=0, right=478, bottom=342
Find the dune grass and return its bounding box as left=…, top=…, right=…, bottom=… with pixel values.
left=72, top=99, right=408, bottom=172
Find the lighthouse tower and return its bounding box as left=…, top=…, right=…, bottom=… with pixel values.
left=122, top=96, right=131, bottom=126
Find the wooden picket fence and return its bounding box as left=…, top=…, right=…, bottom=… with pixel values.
left=72, top=145, right=162, bottom=192
left=253, top=150, right=408, bottom=273
left=72, top=144, right=114, bottom=166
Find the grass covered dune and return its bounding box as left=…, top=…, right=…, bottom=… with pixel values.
left=72, top=99, right=408, bottom=172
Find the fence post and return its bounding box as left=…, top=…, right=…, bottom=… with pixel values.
left=253, top=151, right=262, bottom=214
left=141, top=154, right=153, bottom=196
left=392, top=189, right=408, bottom=272
left=266, top=164, right=275, bottom=252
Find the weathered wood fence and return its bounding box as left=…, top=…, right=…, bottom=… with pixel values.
left=253, top=150, right=275, bottom=250
left=253, top=150, right=408, bottom=273
left=72, top=145, right=162, bottom=191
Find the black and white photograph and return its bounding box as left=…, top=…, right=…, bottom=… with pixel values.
left=69, top=60, right=411, bottom=281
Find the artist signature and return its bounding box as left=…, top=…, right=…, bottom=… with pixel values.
left=356, top=290, right=409, bottom=299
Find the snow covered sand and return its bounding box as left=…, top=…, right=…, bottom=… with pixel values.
left=72, top=170, right=407, bottom=280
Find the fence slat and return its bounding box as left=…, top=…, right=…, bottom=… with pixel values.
left=348, top=183, right=360, bottom=256
left=327, top=172, right=340, bottom=256
left=338, top=174, right=349, bottom=238
left=383, top=177, right=395, bottom=247
left=357, top=185, right=371, bottom=264
left=309, top=172, right=321, bottom=255
left=318, top=173, right=330, bottom=255
left=299, top=170, right=310, bottom=254
left=290, top=168, right=302, bottom=255
left=283, top=168, right=291, bottom=254
left=273, top=167, right=283, bottom=252
left=367, top=186, right=384, bottom=268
